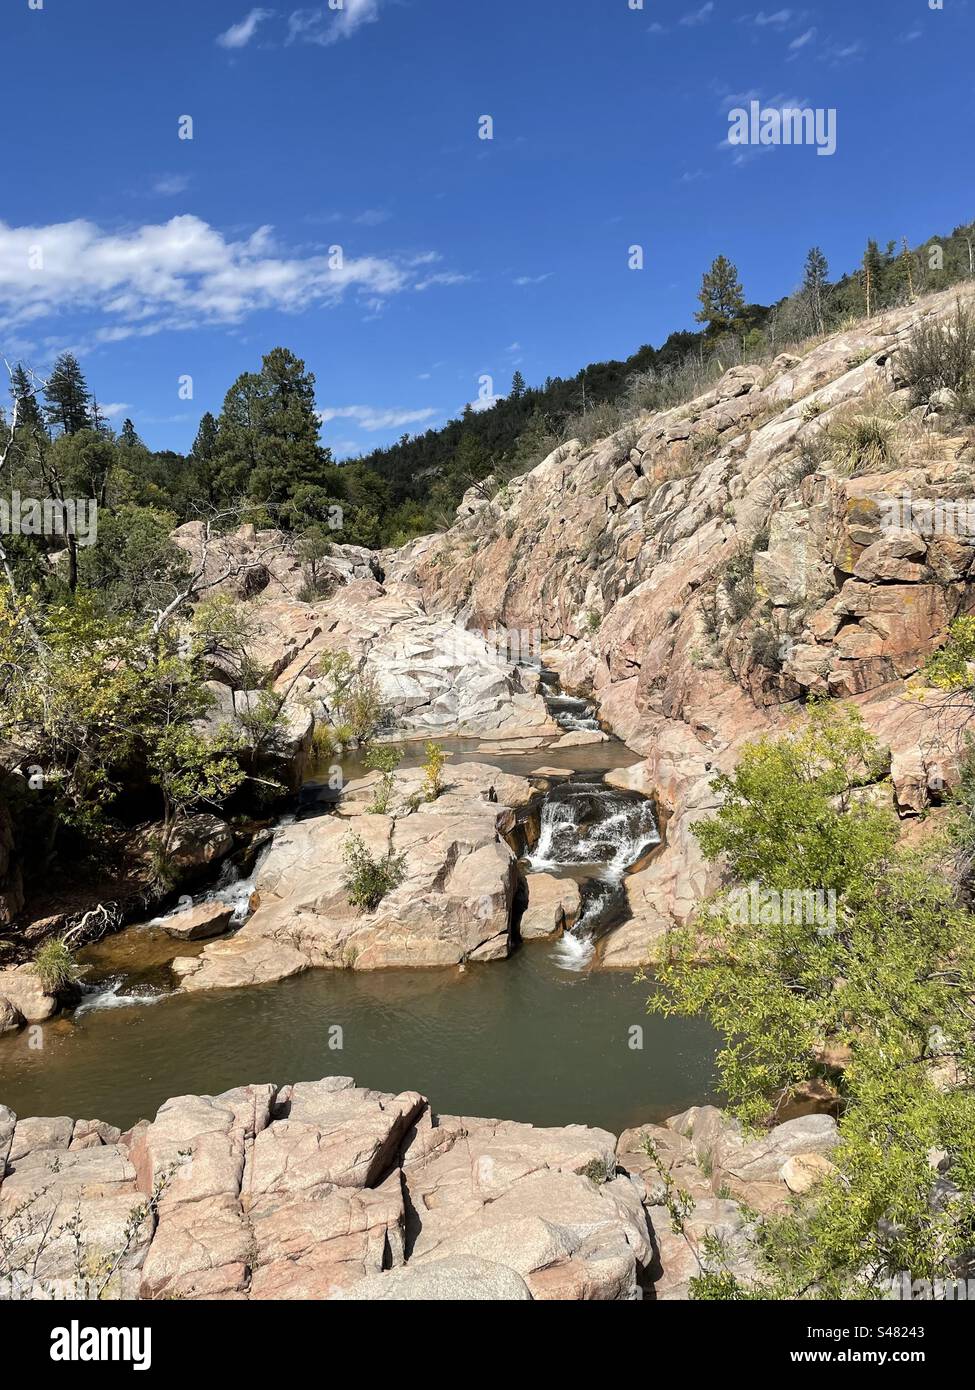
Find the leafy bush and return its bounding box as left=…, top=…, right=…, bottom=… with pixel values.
left=421, top=741, right=447, bottom=802
left=364, top=743, right=402, bottom=814
left=899, top=302, right=975, bottom=406
left=33, top=938, right=78, bottom=994
left=921, top=615, right=975, bottom=691
left=340, top=832, right=406, bottom=912
left=649, top=703, right=975, bottom=1298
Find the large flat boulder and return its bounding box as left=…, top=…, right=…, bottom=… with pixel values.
left=176, top=763, right=529, bottom=991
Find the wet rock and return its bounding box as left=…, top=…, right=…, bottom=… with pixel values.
left=162, top=900, right=235, bottom=941
left=0, top=995, right=23, bottom=1034
left=520, top=874, right=581, bottom=939
left=177, top=763, right=529, bottom=990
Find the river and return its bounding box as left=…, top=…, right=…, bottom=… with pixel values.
left=0, top=681, right=718, bottom=1132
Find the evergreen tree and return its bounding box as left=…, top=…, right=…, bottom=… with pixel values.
left=694, top=256, right=746, bottom=336
left=189, top=411, right=221, bottom=505
left=119, top=418, right=142, bottom=450
left=213, top=348, right=327, bottom=517
left=9, top=364, right=44, bottom=432
left=510, top=370, right=526, bottom=400
left=862, top=240, right=885, bottom=316
left=802, top=246, right=830, bottom=334
left=43, top=352, right=92, bottom=436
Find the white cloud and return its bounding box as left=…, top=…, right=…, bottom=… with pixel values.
left=680, top=3, right=714, bottom=26
left=415, top=271, right=472, bottom=291
left=753, top=9, right=794, bottom=26
left=151, top=174, right=191, bottom=197
left=320, top=404, right=439, bottom=432
left=288, top=0, right=382, bottom=47
left=98, top=402, right=130, bottom=419
left=217, top=8, right=274, bottom=49
left=514, top=272, right=553, bottom=286
left=0, top=214, right=461, bottom=336
left=788, top=26, right=817, bottom=51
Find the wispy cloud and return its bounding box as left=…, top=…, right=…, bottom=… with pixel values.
left=288, top=0, right=383, bottom=47
left=514, top=272, right=553, bottom=286
left=788, top=26, right=817, bottom=53
left=0, top=215, right=463, bottom=338
left=151, top=174, right=191, bottom=197
left=320, top=404, right=438, bottom=432
left=680, top=3, right=714, bottom=27
left=752, top=9, right=794, bottom=26
left=216, top=8, right=274, bottom=49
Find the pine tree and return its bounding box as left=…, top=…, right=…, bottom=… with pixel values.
left=9, top=364, right=45, bottom=433
left=43, top=353, right=92, bottom=435
left=694, top=256, right=746, bottom=336
left=863, top=240, right=885, bottom=317
left=213, top=348, right=327, bottom=519
left=802, top=247, right=830, bottom=334
left=510, top=370, right=526, bottom=400
left=188, top=411, right=220, bottom=504
left=119, top=418, right=142, bottom=449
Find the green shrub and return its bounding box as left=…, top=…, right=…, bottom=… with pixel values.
left=828, top=412, right=897, bottom=475
left=899, top=302, right=975, bottom=406
left=421, top=741, right=447, bottom=802
left=33, top=938, right=78, bottom=994
left=340, top=832, right=406, bottom=912
left=724, top=545, right=756, bottom=621
left=364, top=744, right=402, bottom=814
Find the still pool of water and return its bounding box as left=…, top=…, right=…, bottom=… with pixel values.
left=0, top=944, right=717, bottom=1135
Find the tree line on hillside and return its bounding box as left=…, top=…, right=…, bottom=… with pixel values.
left=2, top=217, right=973, bottom=569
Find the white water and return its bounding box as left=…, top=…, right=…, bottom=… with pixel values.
left=75, top=978, right=167, bottom=1016
left=79, top=834, right=283, bottom=1014
left=526, top=779, right=659, bottom=973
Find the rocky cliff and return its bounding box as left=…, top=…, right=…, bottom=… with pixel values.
left=387, top=284, right=975, bottom=964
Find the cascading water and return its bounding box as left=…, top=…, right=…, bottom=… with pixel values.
left=546, top=694, right=602, bottom=733
left=75, top=832, right=281, bottom=1014
left=526, top=775, right=660, bottom=972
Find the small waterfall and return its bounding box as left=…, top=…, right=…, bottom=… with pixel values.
left=526, top=776, right=659, bottom=973
left=546, top=694, right=602, bottom=733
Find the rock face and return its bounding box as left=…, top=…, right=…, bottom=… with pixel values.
left=388, top=285, right=975, bottom=960
left=0, top=1077, right=835, bottom=1301
left=173, top=524, right=557, bottom=744
left=173, top=762, right=535, bottom=991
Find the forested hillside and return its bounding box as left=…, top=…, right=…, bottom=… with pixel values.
left=3, top=218, right=973, bottom=585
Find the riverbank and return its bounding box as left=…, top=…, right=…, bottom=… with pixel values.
left=0, top=1073, right=839, bottom=1301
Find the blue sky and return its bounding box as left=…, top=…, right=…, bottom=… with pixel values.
left=0, top=0, right=971, bottom=458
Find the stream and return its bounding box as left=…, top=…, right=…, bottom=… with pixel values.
left=0, top=677, right=717, bottom=1133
